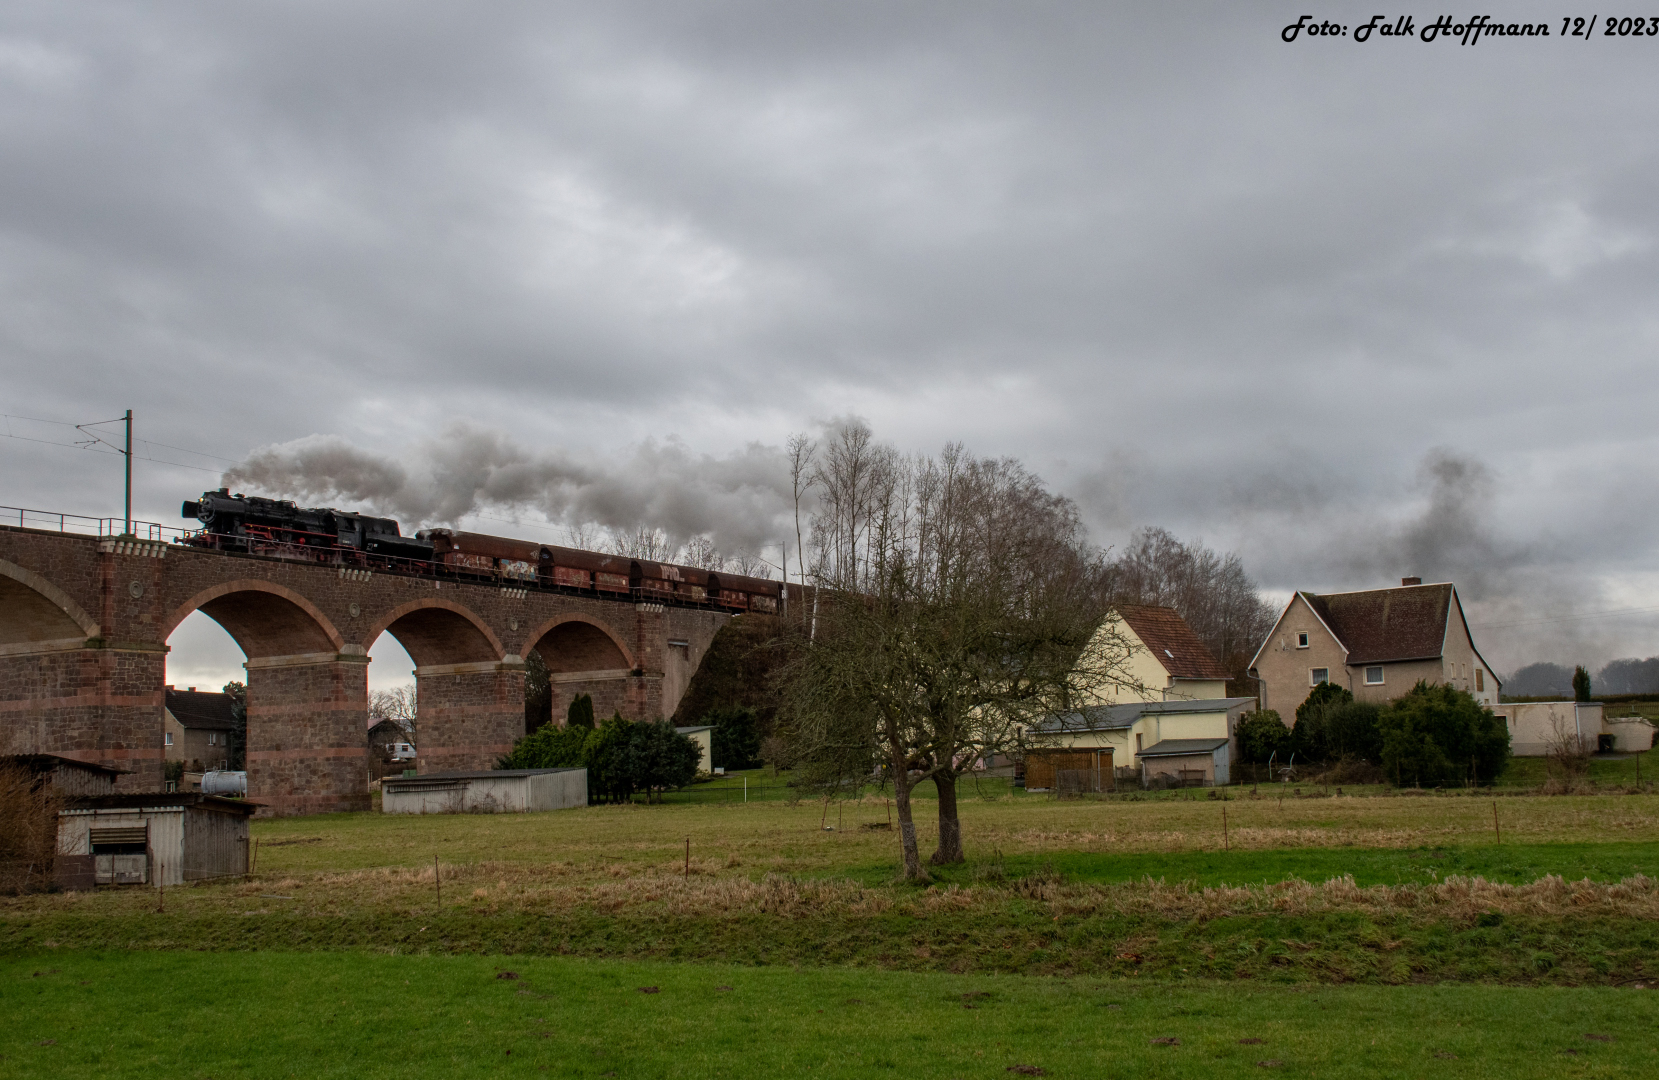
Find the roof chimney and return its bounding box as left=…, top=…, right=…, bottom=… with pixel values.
left=1401, top=577, right=1421, bottom=586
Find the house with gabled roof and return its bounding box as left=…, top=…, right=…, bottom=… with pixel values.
left=1247, top=578, right=1500, bottom=718
left=1104, top=604, right=1233, bottom=702
left=164, top=686, right=238, bottom=776
left=1021, top=605, right=1246, bottom=788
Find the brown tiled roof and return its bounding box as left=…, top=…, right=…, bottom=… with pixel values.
left=1117, top=605, right=1231, bottom=680
left=165, top=688, right=237, bottom=731
left=1302, top=583, right=1453, bottom=664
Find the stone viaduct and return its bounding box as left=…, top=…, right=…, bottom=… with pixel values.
left=0, top=525, right=730, bottom=815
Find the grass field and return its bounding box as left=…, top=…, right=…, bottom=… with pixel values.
left=6, top=788, right=1657, bottom=986
left=6, top=785, right=1659, bottom=1077
left=247, top=786, right=1659, bottom=878
left=4, top=951, right=1657, bottom=1079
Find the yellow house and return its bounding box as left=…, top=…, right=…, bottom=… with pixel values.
left=1024, top=698, right=1254, bottom=788
left=1023, top=606, right=1247, bottom=787
left=1098, top=605, right=1232, bottom=702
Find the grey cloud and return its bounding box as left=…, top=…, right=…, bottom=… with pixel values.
left=2, top=2, right=1657, bottom=676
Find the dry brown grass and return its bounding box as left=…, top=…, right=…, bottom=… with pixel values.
left=231, top=789, right=1659, bottom=880
left=0, top=763, right=65, bottom=895
left=19, top=853, right=1657, bottom=926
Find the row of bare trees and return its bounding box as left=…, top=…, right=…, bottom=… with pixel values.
left=777, top=424, right=1147, bottom=880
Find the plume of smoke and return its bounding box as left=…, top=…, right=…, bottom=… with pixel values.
left=222, top=425, right=795, bottom=557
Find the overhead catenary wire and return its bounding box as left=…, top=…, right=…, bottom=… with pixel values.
left=2, top=412, right=235, bottom=474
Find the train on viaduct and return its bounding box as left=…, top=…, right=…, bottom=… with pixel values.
left=0, top=503, right=762, bottom=815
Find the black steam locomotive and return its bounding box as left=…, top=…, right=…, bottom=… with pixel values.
left=180, top=489, right=780, bottom=613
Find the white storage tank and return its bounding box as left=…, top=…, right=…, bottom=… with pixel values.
left=201, top=770, right=247, bottom=796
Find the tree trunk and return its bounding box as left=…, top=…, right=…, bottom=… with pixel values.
left=890, top=759, right=924, bottom=881
left=930, top=770, right=965, bottom=865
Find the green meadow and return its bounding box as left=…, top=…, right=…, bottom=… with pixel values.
left=4, top=951, right=1657, bottom=1079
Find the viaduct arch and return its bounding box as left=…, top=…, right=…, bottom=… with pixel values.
left=0, top=527, right=730, bottom=815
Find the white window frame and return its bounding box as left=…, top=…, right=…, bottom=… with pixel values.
left=165, top=732, right=173, bottom=746
left=1296, top=632, right=1309, bottom=649
left=1364, top=666, right=1384, bottom=685
left=1309, top=668, right=1329, bottom=686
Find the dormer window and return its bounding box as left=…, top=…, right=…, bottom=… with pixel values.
left=1296, top=632, right=1309, bottom=649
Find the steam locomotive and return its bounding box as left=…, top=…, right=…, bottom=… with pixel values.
left=180, top=489, right=780, bottom=613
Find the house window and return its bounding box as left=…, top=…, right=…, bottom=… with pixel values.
left=1364, top=666, right=1384, bottom=685
left=1135, top=733, right=1142, bottom=753
left=165, top=732, right=173, bottom=746
left=1475, top=669, right=1484, bottom=692
left=1296, top=632, right=1309, bottom=649
left=1310, top=668, right=1329, bottom=686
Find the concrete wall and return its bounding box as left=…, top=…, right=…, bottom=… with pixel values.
left=1605, top=716, right=1656, bottom=753
left=1499, top=702, right=1605, bottom=756
left=382, top=769, right=587, bottom=814
left=0, top=527, right=727, bottom=816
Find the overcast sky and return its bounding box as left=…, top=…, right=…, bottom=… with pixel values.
left=3, top=2, right=1656, bottom=689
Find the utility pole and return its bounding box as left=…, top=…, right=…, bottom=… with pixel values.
left=124, top=409, right=133, bottom=536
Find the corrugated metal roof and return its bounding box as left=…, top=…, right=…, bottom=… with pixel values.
left=1028, top=697, right=1255, bottom=733
left=1136, top=738, right=1230, bottom=757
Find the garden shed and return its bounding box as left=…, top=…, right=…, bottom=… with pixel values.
left=1137, top=738, right=1231, bottom=788
left=56, top=793, right=258, bottom=888
left=381, top=768, right=587, bottom=814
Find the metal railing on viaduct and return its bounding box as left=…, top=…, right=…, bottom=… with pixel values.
left=0, top=519, right=729, bottom=815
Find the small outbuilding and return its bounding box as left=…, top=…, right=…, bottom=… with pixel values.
left=4, top=754, right=124, bottom=796
left=674, top=726, right=714, bottom=773
left=56, top=793, right=259, bottom=889
left=381, top=768, right=587, bottom=814
left=1137, top=738, right=1232, bottom=788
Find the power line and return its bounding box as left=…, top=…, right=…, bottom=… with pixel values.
left=1471, top=605, right=1659, bottom=630
left=2, top=412, right=234, bottom=474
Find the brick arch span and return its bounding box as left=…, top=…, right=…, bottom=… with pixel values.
left=365, top=598, right=505, bottom=668
left=163, top=580, right=344, bottom=659
left=526, top=614, right=636, bottom=672
left=0, top=558, right=100, bottom=646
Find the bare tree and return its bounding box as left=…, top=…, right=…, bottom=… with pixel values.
left=680, top=535, right=723, bottom=571
left=0, top=762, right=67, bottom=894
left=787, top=433, right=817, bottom=623
left=612, top=525, right=677, bottom=562
left=723, top=549, right=774, bottom=578
left=1105, top=526, right=1276, bottom=676
left=782, top=431, right=1139, bottom=879
left=370, top=683, right=418, bottom=743
left=562, top=521, right=606, bottom=551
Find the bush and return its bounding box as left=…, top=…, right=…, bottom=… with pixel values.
left=499, top=723, right=594, bottom=770
left=567, top=693, right=595, bottom=730
left=1236, top=710, right=1289, bottom=764
left=630, top=720, right=701, bottom=801
left=577, top=715, right=702, bottom=804
left=705, top=705, right=762, bottom=770
left=1295, top=681, right=1352, bottom=728
left=1377, top=681, right=1510, bottom=787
